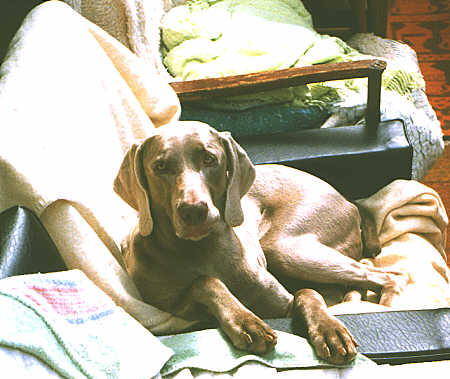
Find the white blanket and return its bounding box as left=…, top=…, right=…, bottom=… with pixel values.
left=0, top=0, right=192, bottom=333
left=331, top=180, right=450, bottom=314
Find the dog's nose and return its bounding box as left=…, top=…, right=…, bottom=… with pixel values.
left=177, top=202, right=209, bottom=225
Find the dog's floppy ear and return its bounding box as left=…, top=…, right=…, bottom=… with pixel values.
left=114, top=144, right=153, bottom=236
left=219, top=131, right=256, bottom=226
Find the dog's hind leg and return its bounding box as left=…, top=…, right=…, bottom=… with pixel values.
left=263, top=233, right=407, bottom=363
left=174, top=276, right=278, bottom=354
left=263, top=233, right=407, bottom=305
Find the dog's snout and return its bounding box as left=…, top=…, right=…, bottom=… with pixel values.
left=177, top=201, right=209, bottom=225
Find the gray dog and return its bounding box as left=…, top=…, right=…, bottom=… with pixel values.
left=114, top=121, right=404, bottom=364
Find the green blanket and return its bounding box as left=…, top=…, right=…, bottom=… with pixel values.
left=162, top=0, right=424, bottom=112
left=160, top=328, right=374, bottom=376
left=0, top=270, right=173, bottom=379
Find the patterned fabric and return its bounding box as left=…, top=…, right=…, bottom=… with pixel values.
left=387, top=0, right=450, bottom=135
left=0, top=270, right=173, bottom=379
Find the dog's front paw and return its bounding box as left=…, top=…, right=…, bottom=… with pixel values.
left=222, top=311, right=277, bottom=354
left=294, top=289, right=358, bottom=364
left=307, top=313, right=358, bottom=365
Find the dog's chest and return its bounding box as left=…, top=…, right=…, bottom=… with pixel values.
left=176, top=247, right=264, bottom=291
left=130, top=235, right=267, bottom=311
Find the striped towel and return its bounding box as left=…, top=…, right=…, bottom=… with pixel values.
left=0, top=269, right=173, bottom=378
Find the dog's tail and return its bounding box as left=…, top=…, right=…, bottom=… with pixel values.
left=354, top=202, right=381, bottom=258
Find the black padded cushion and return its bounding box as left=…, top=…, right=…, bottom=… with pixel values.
left=0, top=206, right=66, bottom=279
left=266, top=308, right=450, bottom=365
left=236, top=119, right=412, bottom=200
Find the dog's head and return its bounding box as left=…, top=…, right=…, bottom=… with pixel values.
left=114, top=121, right=255, bottom=239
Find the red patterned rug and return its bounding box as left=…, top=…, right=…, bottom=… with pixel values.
left=387, top=0, right=450, bottom=136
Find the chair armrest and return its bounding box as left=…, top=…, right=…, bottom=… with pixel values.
left=169, top=59, right=386, bottom=134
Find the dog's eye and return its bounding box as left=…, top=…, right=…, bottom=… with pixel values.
left=203, top=153, right=217, bottom=166
left=153, top=160, right=167, bottom=173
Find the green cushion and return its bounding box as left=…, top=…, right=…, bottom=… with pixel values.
left=180, top=104, right=329, bottom=136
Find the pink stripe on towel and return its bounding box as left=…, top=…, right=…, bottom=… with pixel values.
left=7, top=276, right=115, bottom=325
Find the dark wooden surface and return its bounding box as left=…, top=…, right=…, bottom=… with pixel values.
left=170, top=59, right=386, bottom=134
left=169, top=59, right=386, bottom=102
